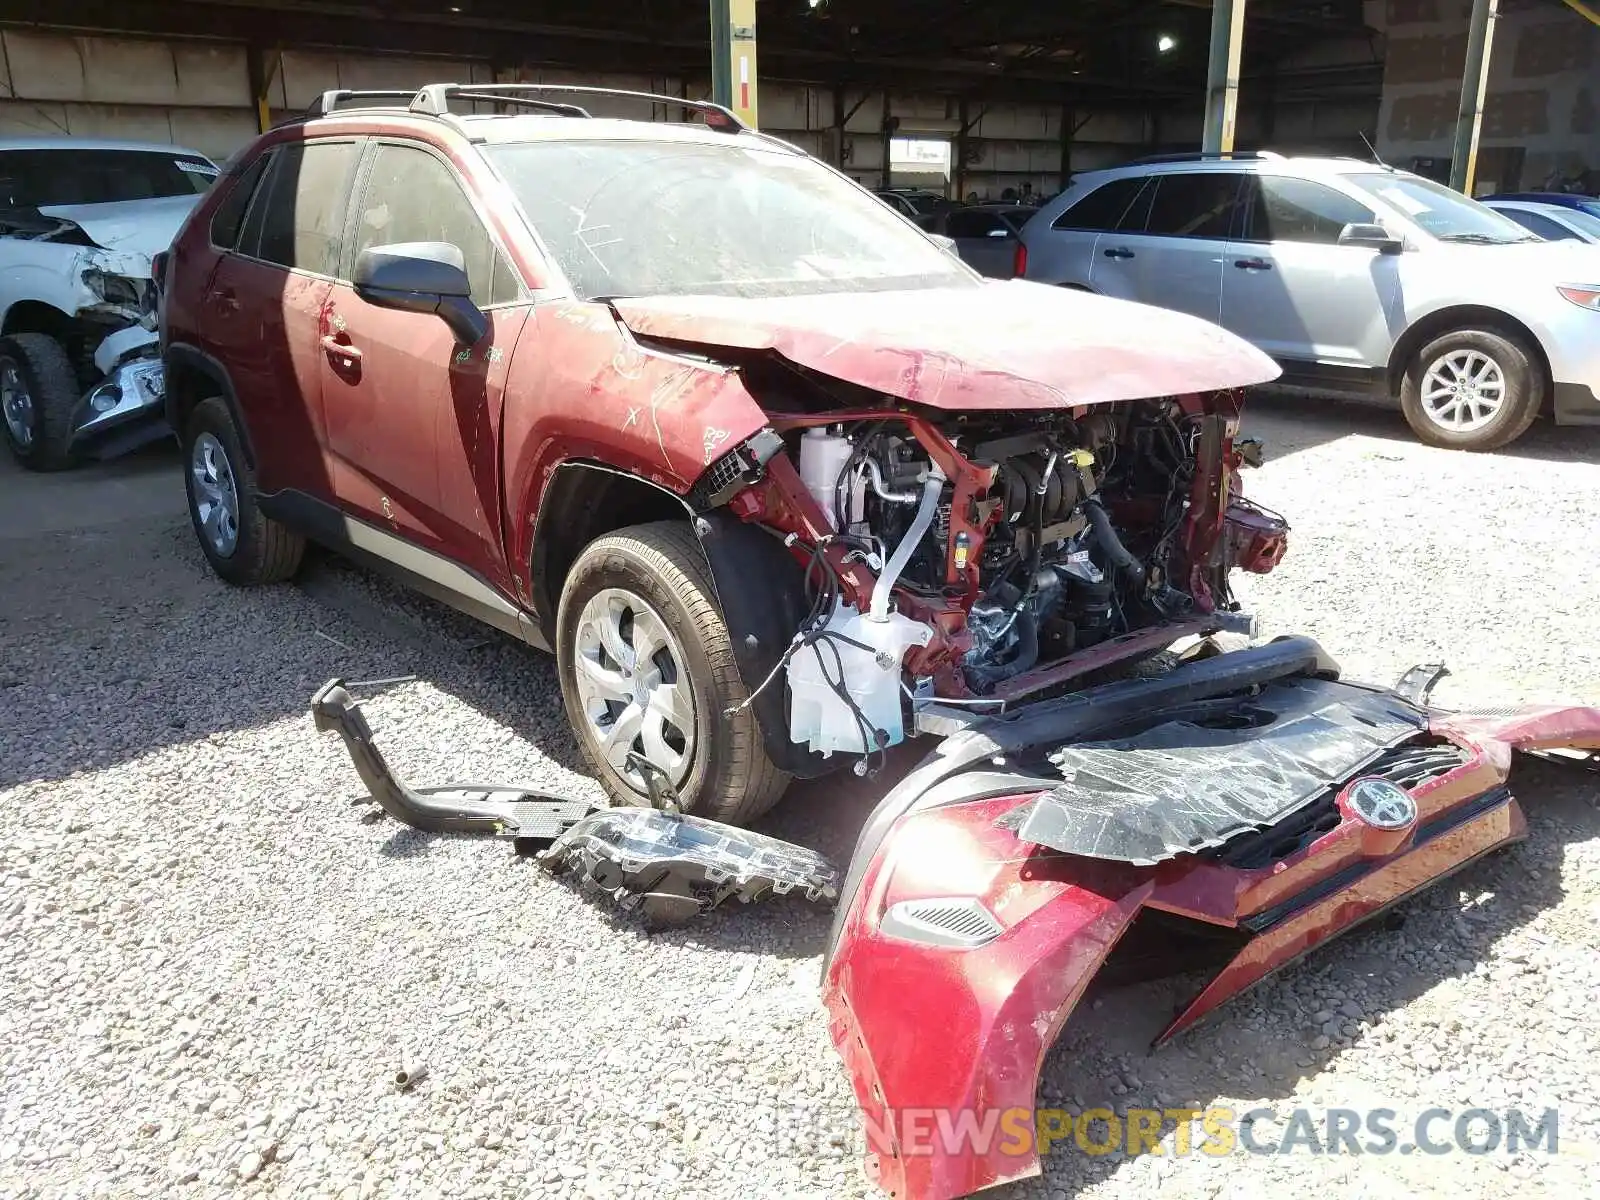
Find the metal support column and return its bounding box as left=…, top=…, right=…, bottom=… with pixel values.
left=246, top=44, right=282, bottom=134
left=1449, top=0, right=1499, bottom=194
left=1201, top=0, right=1247, bottom=154
left=709, top=0, right=759, bottom=128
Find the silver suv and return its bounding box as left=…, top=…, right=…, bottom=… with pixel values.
left=1019, top=152, right=1600, bottom=450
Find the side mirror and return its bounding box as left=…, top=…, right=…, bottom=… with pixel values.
left=928, top=233, right=958, bottom=253
left=1338, top=222, right=1404, bottom=254
left=353, top=241, right=489, bottom=345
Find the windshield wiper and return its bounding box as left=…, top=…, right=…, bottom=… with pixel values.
left=1435, top=232, right=1528, bottom=245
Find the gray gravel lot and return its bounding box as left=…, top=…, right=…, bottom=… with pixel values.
left=2, top=397, right=1599, bottom=1200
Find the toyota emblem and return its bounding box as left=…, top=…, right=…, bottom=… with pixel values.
left=1346, top=778, right=1417, bottom=830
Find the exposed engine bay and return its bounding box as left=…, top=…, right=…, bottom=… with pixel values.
left=711, top=393, right=1288, bottom=766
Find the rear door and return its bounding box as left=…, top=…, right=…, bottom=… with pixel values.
left=944, top=208, right=1017, bottom=277
left=1091, top=171, right=1242, bottom=324
left=1028, top=175, right=1146, bottom=286
left=320, top=139, right=526, bottom=585
left=201, top=139, right=360, bottom=496
left=1222, top=174, right=1399, bottom=372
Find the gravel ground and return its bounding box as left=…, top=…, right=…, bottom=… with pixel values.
left=2, top=397, right=1599, bottom=1200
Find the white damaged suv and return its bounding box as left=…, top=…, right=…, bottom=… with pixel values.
left=0, top=137, right=217, bottom=469
left=1020, top=152, right=1600, bottom=451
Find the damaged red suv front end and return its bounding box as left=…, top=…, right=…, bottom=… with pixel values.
left=820, top=640, right=1600, bottom=1200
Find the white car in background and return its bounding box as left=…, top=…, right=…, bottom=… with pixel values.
left=0, top=137, right=218, bottom=470
left=1484, top=199, right=1600, bottom=245
left=1019, top=152, right=1600, bottom=451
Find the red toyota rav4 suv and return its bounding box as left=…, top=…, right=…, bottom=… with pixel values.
left=160, top=83, right=1286, bottom=823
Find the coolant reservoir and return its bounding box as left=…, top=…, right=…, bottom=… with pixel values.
left=788, top=602, right=932, bottom=757
left=798, top=427, right=855, bottom=530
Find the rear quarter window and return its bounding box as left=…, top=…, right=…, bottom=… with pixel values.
left=1051, top=177, right=1146, bottom=231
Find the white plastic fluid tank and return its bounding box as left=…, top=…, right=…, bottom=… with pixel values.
left=788, top=602, right=933, bottom=756
left=798, top=428, right=855, bottom=529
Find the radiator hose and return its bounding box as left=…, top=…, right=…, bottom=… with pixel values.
left=1084, top=497, right=1145, bottom=585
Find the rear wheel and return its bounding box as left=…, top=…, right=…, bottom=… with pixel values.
left=0, top=333, right=80, bottom=471
left=555, top=521, right=789, bottom=824
left=1400, top=328, right=1542, bottom=451
left=182, top=397, right=305, bottom=585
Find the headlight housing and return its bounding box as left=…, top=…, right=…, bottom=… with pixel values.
left=81, top=268, right=146, bottom=309
left=1556, top=284, right=1600, bottom=311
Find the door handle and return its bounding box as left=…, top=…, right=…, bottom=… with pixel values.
left=1102, top=246, right=1135, bottom=260
left=213, top=287, right=239, bottom=313
left=321, top=334, right=362, bottom=363
left=1233, top=258, right=1273, bottom=270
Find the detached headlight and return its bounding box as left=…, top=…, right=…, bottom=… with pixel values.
left=1556, top=285, right=1600, bottom=311
left=81, top=268, right=146, bottom=309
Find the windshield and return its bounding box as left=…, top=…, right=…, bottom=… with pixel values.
left=1341, top=172, right=1537, bottom=244
left=0, top=149, right=217, bottom=209
left=485, top=138, right=975, bottom=300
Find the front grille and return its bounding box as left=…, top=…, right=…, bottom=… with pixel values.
left=1212, top=738, right=1470, bottom=870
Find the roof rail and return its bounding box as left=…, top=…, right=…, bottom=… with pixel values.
left=410, top=83, right=747, bottom=133
left=1127, top=149, right=1284, bottom=166
left=311, top=89, right=419, bottom=117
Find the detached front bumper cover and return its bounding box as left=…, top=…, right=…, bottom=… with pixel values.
left=820, top=640, right=1600, bottom=1200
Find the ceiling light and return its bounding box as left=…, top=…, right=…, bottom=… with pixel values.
left=1157, top=34, right=1177, bottom=53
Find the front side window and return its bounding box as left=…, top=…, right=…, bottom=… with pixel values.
left=1052, top=176, right=1146, bottom=232
left=350, top=144, right=520, bottom=307
left=485, top=138, right=975, bottom=300
left=1341, top=172, right=1537, bottom=244
left=1141, top=172, right=1244, bottom=238
left=239, top=141, right=360, bottom=276
left=1245, top=176, right=1375, bottom=244
left=0, top=148, right=216, bottom=208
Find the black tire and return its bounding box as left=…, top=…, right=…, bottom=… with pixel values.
left=1400, top=327, right=1543, bottom=451
left=555, top=520, right=790, bottom=824
left=0, top=333, right=81, bottom=471
left=182, top=397, right=305, bottom=585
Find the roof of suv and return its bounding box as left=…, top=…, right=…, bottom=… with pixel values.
left=298, top=108, right=799, bottom=159
left=1071, top=153, right=1400, bottom=183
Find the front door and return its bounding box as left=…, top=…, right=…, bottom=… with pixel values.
left=1222, top=174, right=1401, bottom=373
left=201, top=140, right=360, bottom=496
left=1090, top=171, right=1243, bottom=325
left=320, top=140, right=527, bottom=588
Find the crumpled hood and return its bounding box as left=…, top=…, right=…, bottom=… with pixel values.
left=35, top=194, right=200, bottom=259
left=612, top=279, right=1282, bottom=410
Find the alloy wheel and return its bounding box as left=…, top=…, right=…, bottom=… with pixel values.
left=0, top=359, right=34, bottom=449
left=572, top=587, right=697, bottom=793
left=190, top=432, right=241, bottom=557
left=1419, top=348, right=1506, bottom=433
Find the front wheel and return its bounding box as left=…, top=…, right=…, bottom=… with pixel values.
left=1400, top=328, right=1543, bottom=451
left=0, top=333, right=81, bottom=471
left=555, top=521, right=790, bottom=824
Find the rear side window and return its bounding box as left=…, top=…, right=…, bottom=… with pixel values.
left=348, top=143, right=521, bottom=307
left=945, top=209, right=1010, bottom=239
left=209, top=153, right=271, bottom=249
left=1143, top=172, right=1244, bottom=238
left=238, top=141, right=360, bottom=276
left=1051, top=177, right=1146, bottom=231
left=1245, top=176, right=1375, bottom=244
left=0, top=148, right=216, bottom=208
